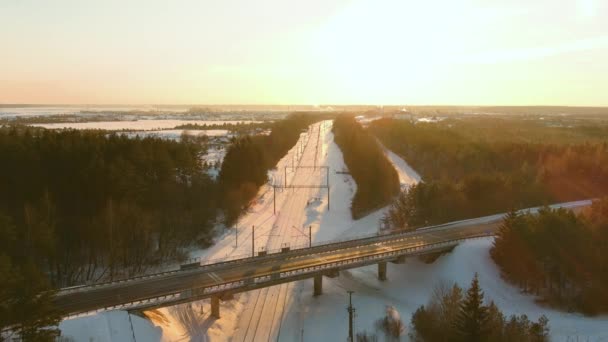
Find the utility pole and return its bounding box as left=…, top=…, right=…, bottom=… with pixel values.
left=347, top=291, right=355, bottom=342
left=251, top=225, right=255, bottom=257
left=309, top=225, right=312, bottom=247
left=327, top=167, right=330, bottom=211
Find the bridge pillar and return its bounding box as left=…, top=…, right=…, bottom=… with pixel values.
left=378, top=262, right=387, bottom=281
left=211, top=296, right=220, bottom=319
left=313, top=275, right=323, bottom=296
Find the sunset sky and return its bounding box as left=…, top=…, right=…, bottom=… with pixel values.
left=1, top=0, right=607, bottom=106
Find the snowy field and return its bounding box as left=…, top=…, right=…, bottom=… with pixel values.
left=30, top=120, right=257, bottom=131
left=59, top=120, right=608, bottom=341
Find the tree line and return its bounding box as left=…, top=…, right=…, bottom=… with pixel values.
left=332, top=116, right=400, bottom=219
left=491, top=199, right=608, bottom=314
left=370, top=117, right=608, bottom=230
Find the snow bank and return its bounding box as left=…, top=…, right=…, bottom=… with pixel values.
left=59, top=311, right=162, bottom=341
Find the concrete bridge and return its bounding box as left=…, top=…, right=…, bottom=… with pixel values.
left=53, top=200, right=591, bottom=319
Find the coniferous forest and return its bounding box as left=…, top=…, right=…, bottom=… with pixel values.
left=371, top=116, right=608, bottom=314
left=332, top=116, right=400, bottom=219
left=491, top=199, right=608, bottom=315
left=371, top=117, right=608, bottom=230
left=0, top=128, right=219, bottom=286
left=0, top=126, right=220, bottom=338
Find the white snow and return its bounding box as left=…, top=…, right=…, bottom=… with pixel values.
left=383, top=147, right=422, bottom=191
left=59, top=311, right=162, bottom=342
left=417, top=117, right=445, bottom=123
left=30, top=120, right=258, bottom=131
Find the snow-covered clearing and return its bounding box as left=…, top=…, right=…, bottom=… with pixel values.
left=58, top=119, right=608, bottom=341
left=30, top=120, right=258, bottom=131
left=383, top=147, right=421, bottom=191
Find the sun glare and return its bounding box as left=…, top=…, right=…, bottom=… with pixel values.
left=308, top=0, right=488, bottom=103
left=578, top=0, right=597, bottom=17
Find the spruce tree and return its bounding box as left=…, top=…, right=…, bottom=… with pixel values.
left=455, top=273, right=489, bottom=342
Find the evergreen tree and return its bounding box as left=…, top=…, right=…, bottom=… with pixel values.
left=333, top=116, right=400, bottom=218
left=485, top=301, right=505, bottom=342
left=529, top=315, right=550, bottom=342
left=455, top=273, right=488, bottom=341
left=0, top=257, right=60, bottom=341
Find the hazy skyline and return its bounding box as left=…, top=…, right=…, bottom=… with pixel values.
left=1, top=0, right=607, bottom=106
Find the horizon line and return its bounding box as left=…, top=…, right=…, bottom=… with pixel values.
left=1, top=103, right=608, bottom=109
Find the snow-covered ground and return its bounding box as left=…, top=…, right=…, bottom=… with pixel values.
left=30, top=120, right=258, bottom=131
left=119, top=129, right=229, bottom=140
left=383, top=147, right=421, bottom=191
left=58, top=119, right=608, bottom=341
left=59, top=311, right=162, bottom=341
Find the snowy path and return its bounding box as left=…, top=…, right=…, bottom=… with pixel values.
left=383, top=147, right=421, bottom=190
